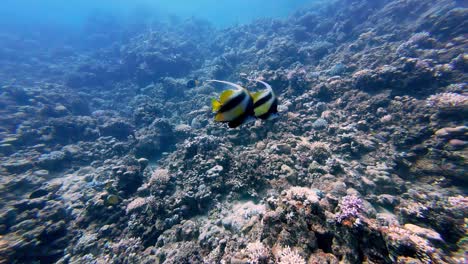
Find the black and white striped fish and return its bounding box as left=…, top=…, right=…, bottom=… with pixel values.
left=251, top=80, right=279, bottom=120
left=209, top=80, right=255, bottom=128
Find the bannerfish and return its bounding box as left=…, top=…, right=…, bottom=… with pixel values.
left=209, top=80, right=255, bottom=128
left=251, top=80, right=279, bottom=120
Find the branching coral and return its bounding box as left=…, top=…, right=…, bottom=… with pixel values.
left=277, top=246, right=306, bottom=264
left=244, top=242, right=270, bottom=264
left=336, top=195, right=364, bottom=224
left=149, top=168, right=171, bottom=185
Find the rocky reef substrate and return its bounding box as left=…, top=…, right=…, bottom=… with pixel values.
left=0, top=0, right=467, bottom=263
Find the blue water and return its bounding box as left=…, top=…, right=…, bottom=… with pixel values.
left=0, top=0, right=316, bottom=29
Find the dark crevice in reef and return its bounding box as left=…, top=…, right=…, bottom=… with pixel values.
left=315, top=232, right=334, bottom=253
left=0, top=0, right=467, bottom=263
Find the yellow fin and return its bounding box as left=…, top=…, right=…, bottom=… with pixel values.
left=212, top=98, right=221, bottom=113
left=215, top=112, right=225, bottom=122
left=251, top=91, right=264, bottom=102
left=219, top=90, right=235, bottom=103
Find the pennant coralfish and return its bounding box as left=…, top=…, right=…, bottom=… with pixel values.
left=208, top=80, right=255, bottom=128
left=251, top=80, right=279, bottom=120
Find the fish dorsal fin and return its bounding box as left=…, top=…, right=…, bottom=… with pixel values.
left=255, top=80, right=272, bottom=90
left=219, top=89, right=235, bottom=103
left=254, top=80, right=274, bottom=96
left=211, top=98, right=222, bottom=113
left=250, top=91, right=264, bottom=102
left=206, top=80, right=244, bottom=91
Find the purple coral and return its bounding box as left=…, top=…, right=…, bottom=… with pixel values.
left=336, top=195, right=364, bottom=223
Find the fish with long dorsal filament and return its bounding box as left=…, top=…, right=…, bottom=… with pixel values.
left=250, top=79, right=279, bottom=120
left=208, top=80, right=255, bottom=128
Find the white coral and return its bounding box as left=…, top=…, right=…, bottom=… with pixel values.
left=149, top=168, right=171, bottom=185
left=278, top=246, right=306, bottom=264
left=126, top=197, right=147, bottom=214
left=426, top=92, right=468, bottom=111
left=285, top=187, right=320, bottom=204
left=245, top=242, right=269, bottom=264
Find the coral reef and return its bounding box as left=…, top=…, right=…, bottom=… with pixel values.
left=0, top=0, right=466, bottom=263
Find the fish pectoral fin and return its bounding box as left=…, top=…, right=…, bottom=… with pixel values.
left=212, top=98, right=221, bottom=113
left=219, top=89, right=235, bottom=103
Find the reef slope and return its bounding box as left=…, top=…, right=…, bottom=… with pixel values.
left=0, top=0, right=467, bottom=263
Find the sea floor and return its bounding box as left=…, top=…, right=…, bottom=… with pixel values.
left=0, top=0, right=467, bottom=263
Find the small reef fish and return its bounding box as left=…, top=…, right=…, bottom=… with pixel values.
left=186, top=79, right=202, bottom=88
left=251, top=80, right=279, bottom=120
left=209, top=80, right=255, bottom=128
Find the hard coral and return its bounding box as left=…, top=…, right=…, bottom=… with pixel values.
left=126, top=197, right=147, bottom=214
left=149, top=168, right=171, bottom=186
left=277, top=246, right=306, bottom=264
left=381, top=225, right=444, bottom=263
left=244, top=242, right=270, bottom=264
left=426, top=92, right=468, bottom=112
left=336, top=195, right=364, bottom=224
